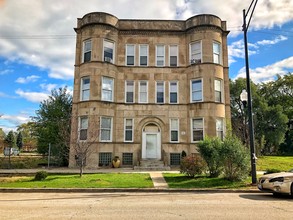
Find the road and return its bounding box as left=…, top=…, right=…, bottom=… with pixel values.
left=0, top=192, right=292, bottom=219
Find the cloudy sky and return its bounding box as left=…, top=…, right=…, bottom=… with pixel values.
left=0, top=0, right=293, bottom=133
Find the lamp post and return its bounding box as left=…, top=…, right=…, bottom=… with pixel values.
left=242, top=0, right=258, bottom=184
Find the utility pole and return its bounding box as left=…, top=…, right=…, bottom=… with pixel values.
left=242, top=0, right=258, bottom=184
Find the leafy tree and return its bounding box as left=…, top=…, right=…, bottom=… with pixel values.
left=230, top=77, right=289, bottom=155
left=198, top=137, right=223, bottom=177
left=0, top=128, right=6, bottom=151
left=16, top=132, right=23, bottom=150
left=17, top=122, right=38, bottom=151
left=4, top=130, right=16, bottom=168
left=33, top=87, right=72, bottom=166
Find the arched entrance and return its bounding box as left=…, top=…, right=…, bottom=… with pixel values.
left=142, top=123, right=161, bottom=159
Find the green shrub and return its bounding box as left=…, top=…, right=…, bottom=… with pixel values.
left=220, top=135, right=250, bottom=181
left=34, top=171, right=48, bottom=181
left=180, top=155, right=207, bottom=177
left=198, top=137, right=223, bottom=177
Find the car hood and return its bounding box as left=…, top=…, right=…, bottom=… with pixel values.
left=260, top=172, right=293, bottom=179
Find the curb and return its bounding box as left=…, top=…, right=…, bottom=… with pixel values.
left=0, top=188, right=261, bottom=194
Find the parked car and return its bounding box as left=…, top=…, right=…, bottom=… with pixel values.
left=258, top=169, right=293, bottom=196
left=3, top=147, right=20, bottom=156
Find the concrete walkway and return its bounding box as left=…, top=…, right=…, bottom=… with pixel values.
left=149, top=172, right=169, bottom=189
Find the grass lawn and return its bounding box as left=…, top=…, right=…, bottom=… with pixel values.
left=257, top=156, right=293, bottom=171
left=0, top=173, right=153, bottom=188
left=164, top=173, right=252, bottom=189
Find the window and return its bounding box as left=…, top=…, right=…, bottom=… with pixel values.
left=99, top=153, right=112, bottom=166
left=156, top=81, right=165, bottom=103
left=169, top=45, right=178, bottom=67
left=100, top=117, right=112, bottom=141
left=170, top=153, right=181, bottom=166
left=170, top=119, right=179, bottom=142
left=122, top=153, right=133, bottom=165
left=192, top=118, right=204, bottom=142
left=213, top=42, right=221, bottom=64
left=190, top=41, right=201, bottom=64
left=191, top=79, right=203, bottom=102
left=125, top=81, right=135, bottom=103
left=215, top=79, right=222, bottom=102
left=126, top=45, right=135, bottom=66
left=83, top=40, right=91, bottom=62
left=139, top=81, right=148, bottom=103
left=216, top=118, right=224, bottom=140
left=156, top=45, right=165, bottom=66
left=169, top=81, right=178, bottom=104
left=79, top=117, right=88, bottom=140
left=102, top=76, right=114, bottom=102
left=81, top=77, right=90, bottom=101
left=103, top=40, right=114, bottom=63
left=139, top=45, right=148, bottom=66
left=124, top=119, right=133, bottom=142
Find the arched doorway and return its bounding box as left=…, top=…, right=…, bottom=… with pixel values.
left=142, top=123, right=161, bottom=159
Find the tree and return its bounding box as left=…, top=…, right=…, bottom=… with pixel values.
left=0, top=128, right=5, bottom=152
left=4, top=130, right=16, bottom=168
left=17, top=122, right=38, bottom=151
left=16, top=132, right=23, bottom=150
left=33, top=87, right=72, bottom=166
left=70, top=115, right=98, bottom=177
left=230, top=77, right=289, bottom=155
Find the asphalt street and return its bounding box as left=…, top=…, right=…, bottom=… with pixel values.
left=0, top=192, right=292, bottom=219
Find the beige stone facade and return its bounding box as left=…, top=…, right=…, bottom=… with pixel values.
left=69, top=12, right=230, bottom=168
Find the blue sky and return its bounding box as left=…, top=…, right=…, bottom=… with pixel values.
left=0, top=0, right=293, bottom=133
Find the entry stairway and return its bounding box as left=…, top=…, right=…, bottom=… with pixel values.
left=134, top=159, right=171, bottom=171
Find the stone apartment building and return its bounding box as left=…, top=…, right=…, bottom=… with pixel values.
left=69, top=12, right=230, bottom=168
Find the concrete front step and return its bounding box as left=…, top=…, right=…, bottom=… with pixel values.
left=134, top=159, right=171, bottom=171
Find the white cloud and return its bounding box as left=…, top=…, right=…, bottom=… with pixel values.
left=256, top=35, right=288, bottom=46
left=40, top=83, right=58, bottom=92
left=0, top=113, right=32, bottom=133
left=228, top=35, right=288, bottom=65
left=234, top=56, right=293, bottom=83
left=0, top=0, right=292, bottom=81
left=0, top=69, right=13, bottom=75
left=15, top=75, right=40, bottom=84
left=15, top=89, right=49, bottom=103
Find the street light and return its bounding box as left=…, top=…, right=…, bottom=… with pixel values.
left=240, top=89, right=248, bottom=108
left=242, top=0, right=258, bottom=184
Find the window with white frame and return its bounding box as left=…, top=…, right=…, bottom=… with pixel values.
left=81, top=77, right=90, bottom=101
left=126, top=45, right=135, bottom=66
left=191, top=79, right=203, bottom=102
left=124, top=118, right=133, bottom=142
left=216, top=118, right=224, bottom=140
left=100, top=117, right=112, bottom=141
left=215, top=79, right=222, bottom=103
left=103, top=40, right=114, bottom=63
left=190, top=41, right=201, bottom=64
left=156, top=45, right=165, bottom=66
left=213, top=42, right=221, bottom=64
left=192, top=118, right=204, bottom=142
left=79, top=117, right=88, bottom=140
left=139, top=81, right=148, bottom=103
left=169, top=81, right=178, bottom=104
left=139, top=45, right=148, bottom=66
left=169, top=45, right=178, bottom=67
left=170, top=119, right=179, bottom=142
left=125, top=81, right=135, bottom=103
left=156, top=81, right=164, bottom=103
left=83, top=40, right=91, bottom=62
left=102, top=76, right=114, bottom=102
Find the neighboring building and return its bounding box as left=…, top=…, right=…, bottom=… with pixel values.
left=69, top=12, right=230, bottom=168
